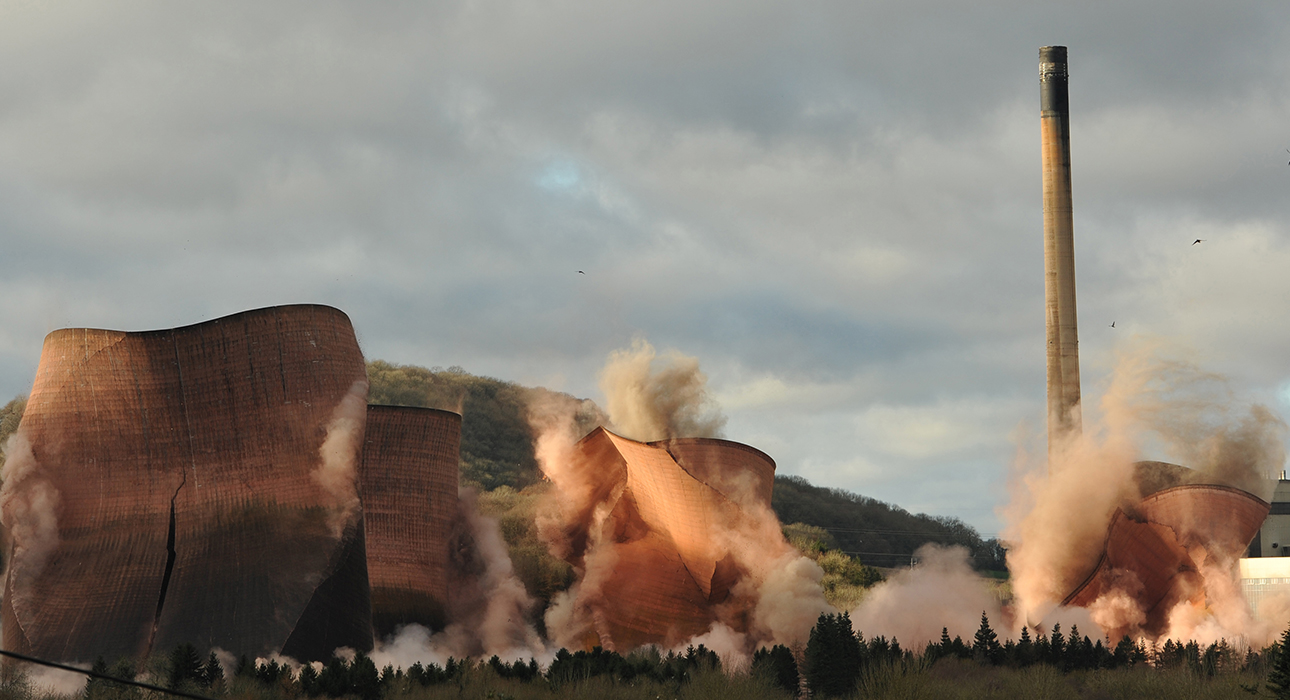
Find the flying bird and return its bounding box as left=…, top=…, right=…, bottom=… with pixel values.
left=1193, top=239, right=1204, bottom=245
left=577, top=270, right=585, bottom=274
left=1110, top=321, right=1115, bottom=328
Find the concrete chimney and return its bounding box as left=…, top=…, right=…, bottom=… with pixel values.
left=1040, top=46, right=1081, bottom=461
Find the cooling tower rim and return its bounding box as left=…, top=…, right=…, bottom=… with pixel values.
left=647, top=436, right=776, bottom=472
left=367, top=403, right=463, bottom=420
left=576, top=426, right=775, bottom=467
left=39, top=304, right=353, bottom=342
left=1059, top=481, right=1270, bottom=608
left=1138, top=481, right=1271, bottom=509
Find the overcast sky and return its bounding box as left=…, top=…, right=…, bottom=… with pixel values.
left=3, top=1, right=1289, bottom=536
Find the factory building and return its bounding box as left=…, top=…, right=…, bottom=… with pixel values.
left=1235, top=479, right=1290, bottom=615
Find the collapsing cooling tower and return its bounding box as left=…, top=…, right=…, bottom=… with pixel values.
left=561, top=428, right=775, bottom=651
left=360, top=405, right=461, bottom=639
left=2, top=305, right=373, bottom=663
left=1062, top=481, right=1270, bottom=638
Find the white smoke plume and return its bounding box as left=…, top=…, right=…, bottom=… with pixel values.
left=598, top=338, right=726, bottom=441
left=1004, top=339, right=1289, bottom=645
left=849, top=544, right=1008, bottom=649
left=314, top=379, right=369, bottom=538
left=0, top=429, right=62, bottom=603
left=678, top=622, right=750, bottom=671
left=441, top=489, right=545, bottom=660
left=21, top=662, right=89, bottom=696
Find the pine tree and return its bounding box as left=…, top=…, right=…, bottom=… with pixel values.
left=1067, top=625, right=1082, bottom=670
left=1017, top=626, right=1035, bottom=666
left=350, top=652, right=381, bottom=700
left=1267, top=625, right=1290, bottom=699
left=973, top=611, right=1002, bottom=665
left=167, top=643, right=203, bottom=689
left=752, top=645, right=800, bottom=695
left=804, top=613, right=863, bottom=698
left=299, top=664, right=321, bottom=697
left=1049, top=623, right=1065, bottom=667
left=201, top=652, right=224, bottom=688
left=83, top=656, right=110, bottom=700
left=1113, top=635, right=1136, bottom=668
left=939, top=627, right=953, bottom=655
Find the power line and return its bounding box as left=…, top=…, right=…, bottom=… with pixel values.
left=816, top=526, right=1001, bottom=538
left=0, top=648, right=215, bottom=700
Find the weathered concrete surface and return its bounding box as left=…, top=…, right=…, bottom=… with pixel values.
left=561, top=428, right=775, bottom=650
left=2, top=305, right=373, bottom=663
left=361, top=405, right=461, bottom=639
left=1063, top=484, right=1270, bottom=637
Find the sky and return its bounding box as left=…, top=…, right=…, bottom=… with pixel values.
left=2, top=1, right=1289, bottom=536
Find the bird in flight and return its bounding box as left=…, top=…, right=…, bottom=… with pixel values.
left=1192, top=239, right=1204, bottom=245
left=1109, top=321, right=1115, bottom=328
left=577, top=270, right=585, bottom=274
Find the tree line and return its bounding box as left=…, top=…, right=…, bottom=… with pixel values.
left=67, top=615, right=1290, bottom=700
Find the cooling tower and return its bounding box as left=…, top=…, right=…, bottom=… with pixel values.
left=563, top=428, right=774, bottom=650
left=1, top=305, right=373, bottom=664
left=360, top=405, right=461, bottom=640
left=1062, top=483, right=1270, bottom=638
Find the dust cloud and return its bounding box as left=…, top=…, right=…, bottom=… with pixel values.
left=849, top=544, right=1006, bottom=649
left=0, top=429, right=61, bottom=605
left=598, top=338, right=726, bottom=441
left=527, top=339, right=830, bottom=660
left=1004, top=339, right=1289, bottom=645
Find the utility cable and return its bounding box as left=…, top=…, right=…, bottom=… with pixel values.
left=0, top=648, right=216, bottom=700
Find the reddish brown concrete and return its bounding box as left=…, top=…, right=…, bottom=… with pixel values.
left=1063, top=484, right=1269, bottom=637
left=2, top=305, right=373, bottom=663
left=654, top=438, right=775, bottom=508
left=360, top=405, right=461, bottom=639
left=563, top=428, right=774, bottom=650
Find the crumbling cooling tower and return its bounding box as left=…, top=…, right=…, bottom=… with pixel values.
left=561, top=428, right=775, bottom=650
left=1, top=305, right=373, bottom=664
left=1062, top=481, right=1270, bottom=638
left=360, top=405, right=461, bottom=639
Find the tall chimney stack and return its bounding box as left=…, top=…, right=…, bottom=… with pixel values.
left=1040, top=46, right=1082, bottom=461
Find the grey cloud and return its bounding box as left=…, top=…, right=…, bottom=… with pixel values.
left=2, top=1, right=1289, bottom=533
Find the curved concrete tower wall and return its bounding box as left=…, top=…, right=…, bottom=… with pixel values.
left=2, top=305, right=373, bottom=663
left=653, top=438, right=776, bottom=507
left=1063, top=484, right=1269, bottom=638
left=567, top=428, right=775, bottom=650
left=360, top=405, right=461, bottom=640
